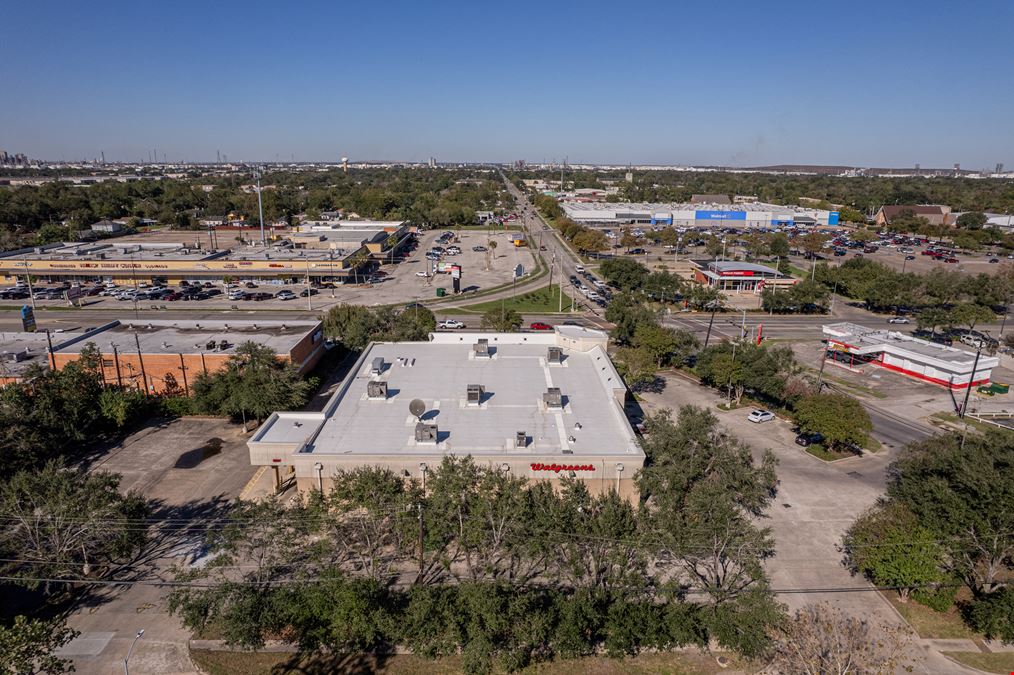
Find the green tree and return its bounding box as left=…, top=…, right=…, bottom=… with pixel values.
left=641, top=270, right=685, bottom=304
left=916, top=307, right=951, bottom=337
left=956, top=211, right=988, bottom=230
left=604, top=293, right=658, bottom=345
left=599, top=258, right=649, bottom=291
left=685, top=284, right=723, bottom=311
left=638, top=407, right=778, bottom=603
left=619, top=227, right=641, bottom=252
left=571, top=228, right=608, bottom=252
left=948, top=302, right=995, bottom=333
left=793, top=393, right=871, bottom=452
left=479, top=307, right=522, bottom=332
left=0, top=616, right=79, bottom=675
left=837, top=206, right=867, bottom=224
left=192, top=341, right=312, bottom=423
left=767, top=232, right=790, bottom=259
left=0, top=462, right=150, bottom=588
left=887, top=429, right=1014, bottom=594
left=742, top=233, right=768, bottom=260
left=613, top=346, right=659, bottom=391
left=633, top=324, right=699, bottom=368
left=842, top=503, right=944, bottom=601
left=695, top=344, right=746, bottom=404
left=323, top=303, right=382, bottom=351
left=967, top=587, right=1014, bottom=644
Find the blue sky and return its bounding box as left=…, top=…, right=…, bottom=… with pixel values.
left=2, top=0, right=1012, bottom=167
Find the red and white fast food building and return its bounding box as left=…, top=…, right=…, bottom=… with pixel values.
left=248, top=327, right=645, bottom=503
left=692, top=261, right=796, bottom=292
left=822, top=322, right=999, bottom=390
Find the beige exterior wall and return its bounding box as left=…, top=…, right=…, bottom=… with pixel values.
left=291, top=454, right=642, bottom=504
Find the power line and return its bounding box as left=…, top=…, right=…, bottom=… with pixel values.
left=0, top=513, right=1007, bottom=553
left=0, top=573, right=973, bottom=598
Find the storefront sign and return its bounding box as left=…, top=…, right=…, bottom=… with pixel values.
left=530, top=462, right=595, bottom=472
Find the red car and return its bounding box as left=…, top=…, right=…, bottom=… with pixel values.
left=529, top=322, right=553, bottom=331
left=944, top=257, right=959, bottom=263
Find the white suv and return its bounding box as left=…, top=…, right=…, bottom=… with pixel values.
left=438, top=319, right=465, bottom=329
left=747, top=410, right=775, bottom=423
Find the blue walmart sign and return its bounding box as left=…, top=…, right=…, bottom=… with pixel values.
left=695, top=210, right=746, bottom=221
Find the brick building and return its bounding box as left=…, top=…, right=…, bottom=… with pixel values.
left=31, top=319, right=325, bottom=394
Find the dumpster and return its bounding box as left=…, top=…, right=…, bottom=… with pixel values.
left=991, top=382, right=1009, bottom=394
left=436, top=288, right=446, bottom=297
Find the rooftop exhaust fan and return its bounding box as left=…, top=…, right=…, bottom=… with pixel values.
left=415, top=423, right=438, bottom=444
left=543, top=387, right=563, bottom=408
left=466, top=384, right=484, bottom=405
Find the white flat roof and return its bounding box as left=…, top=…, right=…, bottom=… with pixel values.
left=55, top=319, right=321, bottom=357
left=255, top=330, right=642, bottom=460
left=823, top=322, right=999, bottom=372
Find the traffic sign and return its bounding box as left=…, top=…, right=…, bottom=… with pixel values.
left=20, top=305, right=36, bottom=332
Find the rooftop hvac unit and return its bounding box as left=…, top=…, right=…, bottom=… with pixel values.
left=547, top=346, right=563, bottom=363
left=515, top=431, right=527, bottom=448
left=466, top=384, right=484, bottom=405
left=370, top=356, right=385, bottom=375
left=367, top=380, right=388, bottom=399
left=218, top=340, right=229, bottom=351
left=205, top=340, right=216, bottom=350
left=414, top=423, right=438, bottom=444
left=473, top=338, right=490, bottom=357
left=543, top=387, right=563, bottom=408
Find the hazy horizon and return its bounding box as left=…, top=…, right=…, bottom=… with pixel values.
left=3, top=0, right=1012, bottom=168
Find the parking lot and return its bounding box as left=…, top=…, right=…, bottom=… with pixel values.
left=60, top=417, right=254, bottom=675
left=0, top=228, right=538, bottom=311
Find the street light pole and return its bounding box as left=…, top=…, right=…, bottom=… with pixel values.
left=124, top=629, right=144, bottom=675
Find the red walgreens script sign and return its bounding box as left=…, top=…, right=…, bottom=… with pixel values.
left=530, top=462, right=595, bottom=472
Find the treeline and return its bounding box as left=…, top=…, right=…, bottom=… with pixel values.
left=0, top=346, right=154, bottom=477
left=843, top=429, right=1013, bottom=642
left=815, top=257, right=1011, bottom=315
left=322, top=303, right=436, bottom=351
left=168, top=408, right=781, bottom=673
left=512, top=169, right=1014, bottom=213
left=0, top=168, right=507, bottom=247
left=607, top=290, right=873, bottom=453
left=0, top=338, right=322, bottom=672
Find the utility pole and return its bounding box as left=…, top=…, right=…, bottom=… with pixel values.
left=958, top=342, right=984, bottom=418
left=416, top=503, right=425, bottom=580
left=134, top=332, right=149, bottom=395
left=305, top=258, right=313, bottom=311
left=22, top=255, right=36, bottom=310
left=255, top=169, right=266, bottom=245
left=703, top=301, right=719, bottom=348
left=815, top=342, right=830, bottom=392
left=44, top=329, right=56, bottom=370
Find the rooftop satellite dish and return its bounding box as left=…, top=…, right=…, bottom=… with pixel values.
left=409, top=399, right=426, bottom=421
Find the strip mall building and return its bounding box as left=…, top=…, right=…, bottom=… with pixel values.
left=822, top=323, right=999, bottom=390
left=247, top=328, right=645, bottom=502
left=1, top=319, right=325, bottom=393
